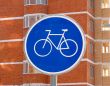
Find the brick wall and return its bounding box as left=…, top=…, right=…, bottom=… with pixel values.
left=0, top=0, right=95, bottom=85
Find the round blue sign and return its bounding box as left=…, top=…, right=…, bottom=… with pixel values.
left=24, top=15, right=86, bottom=75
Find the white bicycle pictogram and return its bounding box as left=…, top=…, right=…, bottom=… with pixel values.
left=34, top=29, right=78, bottom=57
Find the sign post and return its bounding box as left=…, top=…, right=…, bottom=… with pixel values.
left=24, top=15, right=86, bottom=86
left=51, top=75, right=57, bottom=86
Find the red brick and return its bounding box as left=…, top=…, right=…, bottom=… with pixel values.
left=0, top=74, right=22, bottom=85
left=0, top=64, right=23, bottom=75
left=0, top=19, right=23, bottom=40
left=0, top=0, right=24, bottom=18
left=48, top=0, right=87, bottom=14
left=0, top=42, right=23, bottom=62
left=58, top=62, right=87, bottom=83
left=23, top=74, right=49, bottom=83
left=24, top=5, right=47, bottom=14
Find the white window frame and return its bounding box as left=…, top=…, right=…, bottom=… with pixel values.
left=24, top=15, right=29, bottom=28
left=23, top=60, right=29, bottom=74
left=24, top=0, right=48, bottom=5
left=24, top=13, right=47, bottom=28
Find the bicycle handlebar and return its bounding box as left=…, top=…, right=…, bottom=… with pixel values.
left=45, top=29, right=68, bottom=32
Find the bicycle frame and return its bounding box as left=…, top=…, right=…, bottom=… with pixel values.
left=43, top=30, right=69, bottom=50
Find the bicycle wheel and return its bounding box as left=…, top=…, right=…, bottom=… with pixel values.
left=34, top=39, right=52, bottom=57
left=60, top=39, right=78, bottom=57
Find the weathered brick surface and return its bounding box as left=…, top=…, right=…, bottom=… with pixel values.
left=0, top=42, right=23, bottom=62
left=24, top=5, right=47, bottom=14
left=0, top=64, right=23, bottom=75
left=68, top=14, right=88, bottom=34
left=0, top=19, right=23, bottom=40
left=0, top=64, right=23, bottom=85
left=58, top=62, right=94, bottom=85
left=0, top=74, right=23, bottom=85
left=48, top=0, right=87, bottom=14
left=23, top=74, right=49, bottom=83
left=0, top=0, right=24, bottom=18
left=58, top=62, right=87, bottom=83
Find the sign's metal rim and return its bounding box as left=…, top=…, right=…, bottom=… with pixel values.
left=24, top=15, right=86, bottom=75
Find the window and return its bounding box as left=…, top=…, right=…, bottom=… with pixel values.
left=25, top=0, right=47, bottom=5
left=30, top=0, right=36, bottom=4
left=103, top=65, right=110, bottom=77
left=102, top=42, right=110, bottom=53
left=29, top=15, right=37, bottom=27
left=89, top=0, right=94, bottom=9
left=102, top=19, right=110, bottom=31
left=24, top=16, right=29, bottom=28
left=90, top=42, right=94, bottom=54
left=89, top=19, right=94, bottom=32
left=24, top=0, right=30, bottom=5
left=37, top=0, right=47, bottom=4
left=23, top=60, right=41, bottom=74
left=90, top=65, right=94, bottom=79
left=101, top=0, right=110, bottom=8
left=24, top=14, right=47, bottom=28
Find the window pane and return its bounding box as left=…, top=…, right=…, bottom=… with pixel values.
left=36, top=15, right=41, bottom=20
left=90, top=42, right=93, bottom=54
left=102, top=65, right=110, bottom=77
left=102, top=46, right=105, bottom=53
left=25, top=0, right=47, bottom=5
left=25, top=14, right=46, bottom=28
left=102, top=42, right=110, bottom=53
left=90, top=65, right=94, bottom=79
left=102, top=20, right=110, bottom=31
left=37, top=0, right=47, bottom=4
left=102, top=0, right=110, bottom=8
left=106, top=69, right=109, bottom=76
left=25, top=0, right=30, bottom=5
left=30, top=0, right=36, bottom=4
left=29, top=15, right=36, bottom=27
left=106, top=47, right=109, bottom=53
left=42, top=0, right=47, bottom=4
left=89, top=19, right=94, bottom=32
left=37, top=0, right=41, bottom=4
left=102, top=20, right=110, bottom=26
left=90, top=0, right=94, bottom=9
left=102, top=27, right=110, bottom=31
